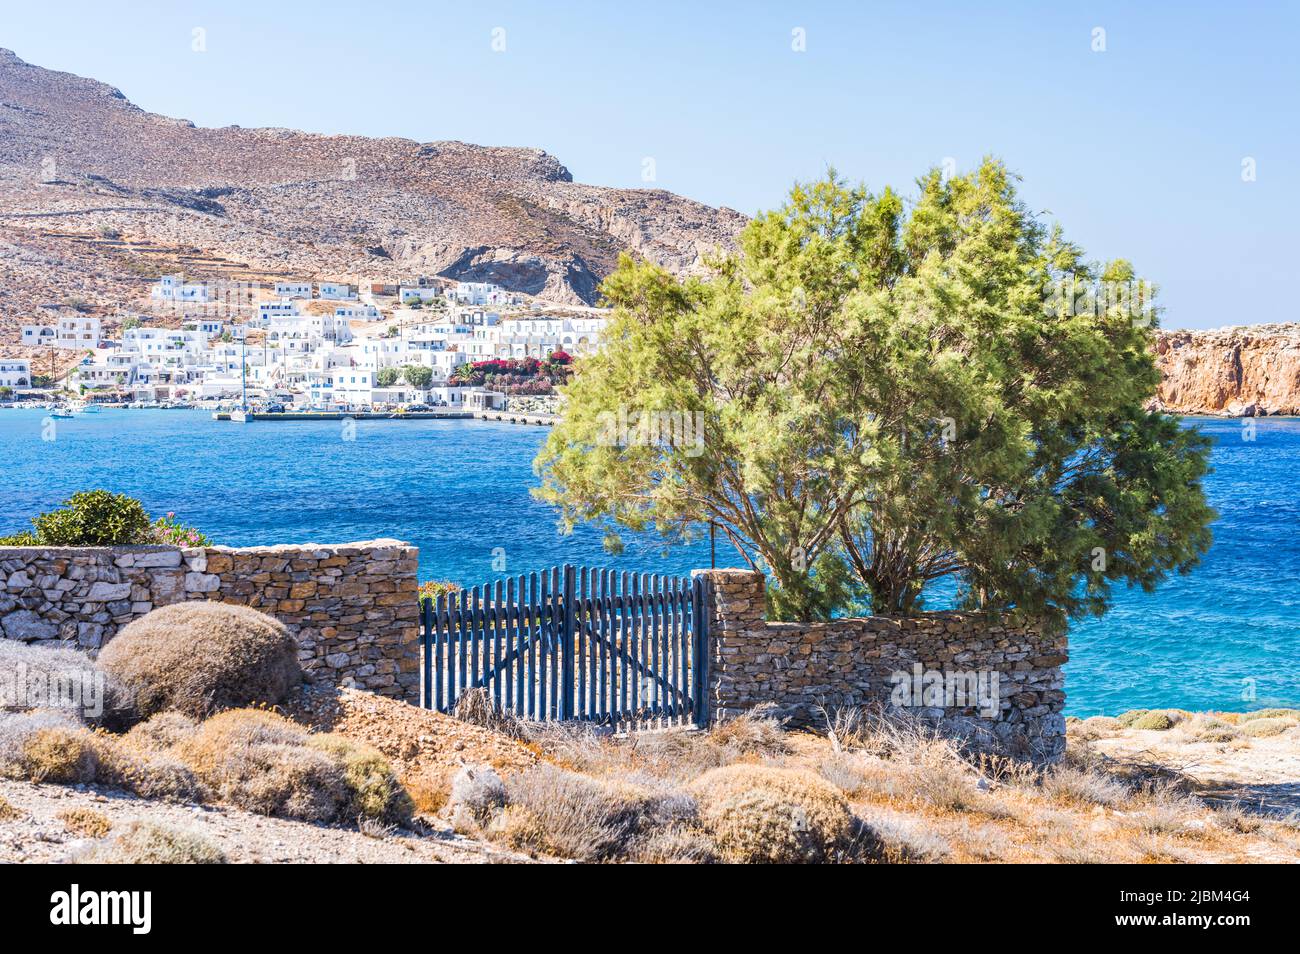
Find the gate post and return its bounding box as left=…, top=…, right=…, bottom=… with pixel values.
left=561, top=563, right=576, bottom=720
left=691, top=569, right=767, bottom=726
left=691, top=574, right=710, bottom=728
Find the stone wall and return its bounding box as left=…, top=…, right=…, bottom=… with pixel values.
left=0, top=539, right=419, bottom=701
left=695, top=569, right=1068, bottom=760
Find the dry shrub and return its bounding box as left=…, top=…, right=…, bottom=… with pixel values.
left=1191, top=717, right=1239, bottom=743
left=1041, top=764, right=1132, bottom=808
left=1240, top=717, right=1295, bottom=738
left=308, top=733, right=413, bottom=825
left=708, top=703, right=789, bottom=756
left=453, top=687, right=527, bottom=740
left=0, top=710, right=101, bottom=783
left=1130, top=711, right=1175, bottom=731
left=0, top=639, right=128, bottom=726
left=91, top=733, right=203, bottom=803
left=859, top=812, right=952, bottom=863
left=404, top=768, right=453, bottom=816
left=688, top=764, right=853, bottom=863
left=1239, top=708, right=1299, bottom=723
left=527, top=721, right=760, bottom=785
left=817, top=752, right=872, bottom=796
left=177, top=709, right=348, bottom=822
left=486, top=805, right=548, bottom=853
left=97, top=601, right=301, bottom=720
left=446, top=764, right=507, bottom=832
left=123, top=712, right=200, bottom=753
left=78, top=821, right=226, bottom=864
left=498, top=763, right=698, bottom=862
left=1069, top=716, right=1122, bottom=740
left=58, top=808, right=112, bottom=838
left=0, top=795, right=21, bottom=821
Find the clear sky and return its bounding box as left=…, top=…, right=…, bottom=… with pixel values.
left=3, top=0, right=1296, bottom=329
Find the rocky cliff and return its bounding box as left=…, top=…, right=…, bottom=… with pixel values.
left=0, top=47, right=745, bottom=326
left=1153, top=325, right=1300, bottom=416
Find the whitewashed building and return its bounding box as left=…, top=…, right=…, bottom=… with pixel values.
left=0, top=359, right=32, bottom=389
left=317, top=281, right=355, bottom=300
left=20, top=325, right=56, bottom=347
left=56, top=315, right=102, bottom=350
left=151, top=274, right=210, bottom=303
left=274, top=282, right=313, bottom=299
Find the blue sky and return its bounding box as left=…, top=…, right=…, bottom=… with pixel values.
left=4, top=0, right=1296, bottom=329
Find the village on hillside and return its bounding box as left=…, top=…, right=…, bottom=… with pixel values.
left=1, top=274, right=609, bottom=413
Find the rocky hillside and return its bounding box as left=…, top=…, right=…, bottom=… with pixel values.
left=0, top=47, right=745, bottom=329
left=1153, top=324, right=1300, bottom=416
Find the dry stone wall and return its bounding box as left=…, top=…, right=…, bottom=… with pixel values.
left=695, top=569, right=1068, bottom=760
left=0, top=539, right=419, bottom=701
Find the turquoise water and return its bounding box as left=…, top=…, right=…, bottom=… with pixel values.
left=1, top=409, right=1296, bottom=716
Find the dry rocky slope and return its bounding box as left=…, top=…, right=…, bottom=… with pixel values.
left=0, top=47, right=745, bottom=328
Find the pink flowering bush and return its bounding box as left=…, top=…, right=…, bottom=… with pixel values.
left=149, top=512, right=212, bottom=547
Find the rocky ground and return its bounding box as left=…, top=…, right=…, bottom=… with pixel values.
left=3, top=695, right=1298, bottom=864
left=0, top=777, right=534, bottom=864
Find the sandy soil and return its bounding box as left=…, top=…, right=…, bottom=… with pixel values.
left=0, top=777, right=537, bottom=864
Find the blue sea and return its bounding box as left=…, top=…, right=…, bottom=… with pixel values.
left=1, top=409, right=1296, bottom=716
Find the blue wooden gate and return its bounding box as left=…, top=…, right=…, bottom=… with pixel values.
left=420, top=565, right=709, bottom=728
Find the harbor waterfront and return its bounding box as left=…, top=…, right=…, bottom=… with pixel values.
left=1, top=408, right=1297, bottom=717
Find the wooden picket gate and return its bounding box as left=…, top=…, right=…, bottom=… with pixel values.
left=420, top=565, right=710, bottom=729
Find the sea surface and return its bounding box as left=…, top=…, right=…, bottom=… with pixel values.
left=1, top=409, right=1296, bottom=716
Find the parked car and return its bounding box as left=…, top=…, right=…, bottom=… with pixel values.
left=406, top=403, right=431, bottom=411
left=265, top=403, right=286, bottom=413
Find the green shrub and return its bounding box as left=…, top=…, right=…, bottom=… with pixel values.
left=309, top=734, right=414, bottom=825
left=1131, top=711, right=1174, bottom=731
left=29, top=490, right=152, bottom=546
left=97, top=602, right=301, bottom=720
left=1116, top=709, right=1150, bottom=727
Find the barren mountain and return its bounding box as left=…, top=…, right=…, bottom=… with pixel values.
left=0, top=47, right=745, bottom=332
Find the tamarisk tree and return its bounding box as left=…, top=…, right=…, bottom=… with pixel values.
left=534, top=160, right=1214, bottom=625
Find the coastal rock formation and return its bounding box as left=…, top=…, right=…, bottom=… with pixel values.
left=0, top=47, right=746, bottom=332
left=1153, top=324, right=1300, bottom=416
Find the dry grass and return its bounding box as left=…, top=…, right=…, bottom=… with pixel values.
left=58, top=807, right=112, bottom=837
left=77, top=821, right=227, bottom=864
left=97, top=601, right=301, bottom=721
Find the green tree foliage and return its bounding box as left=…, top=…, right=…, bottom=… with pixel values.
left=375, top=367, right=399, bottom=387
left=3, top=490, right=152, bottom=546
left=402, top=364, right=433, bottom=389
left=535, top=160, right=1214, bottom=626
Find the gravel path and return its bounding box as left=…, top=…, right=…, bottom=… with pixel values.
left=0, top=779, right=536, bottom=864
